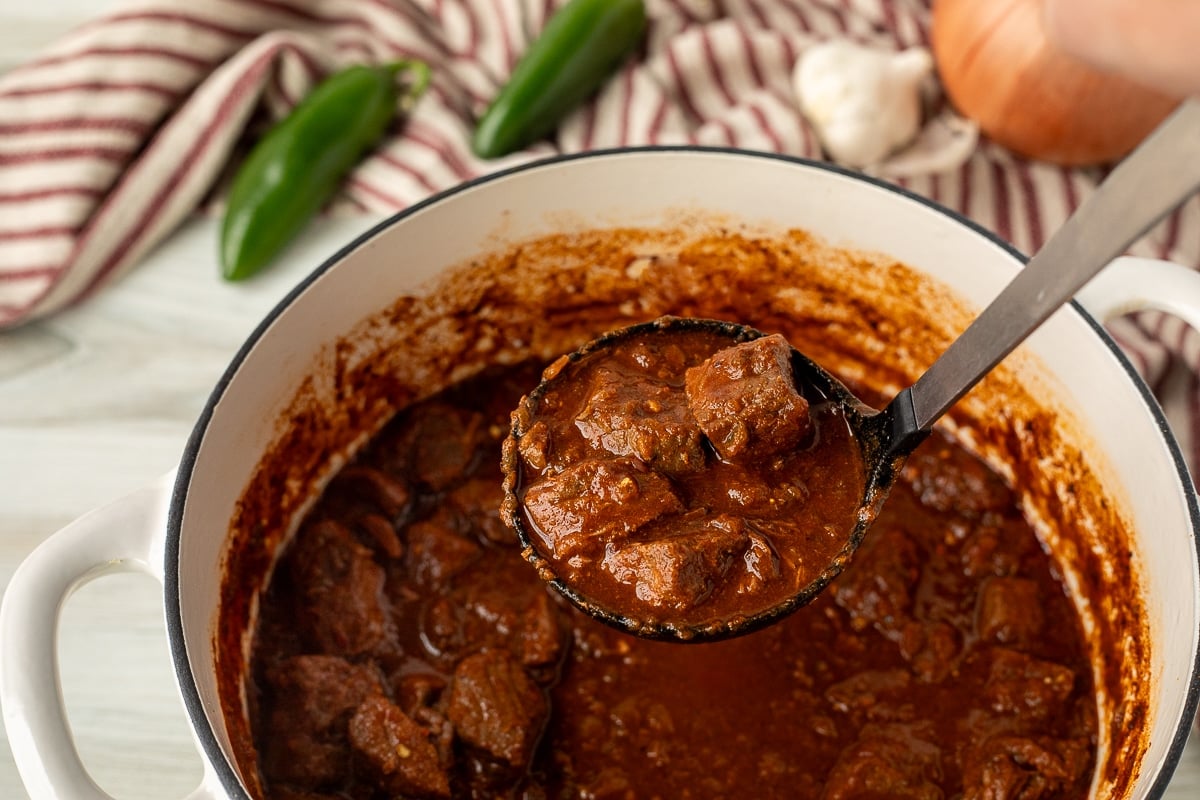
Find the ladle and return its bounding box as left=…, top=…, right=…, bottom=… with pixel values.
left=502, top=98, right=1200, bottom=642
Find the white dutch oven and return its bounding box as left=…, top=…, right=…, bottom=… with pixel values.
left=3, top=150, right=1200, bottom=799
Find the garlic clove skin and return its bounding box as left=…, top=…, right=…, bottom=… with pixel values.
left=793, top=41, right=934, bottom=169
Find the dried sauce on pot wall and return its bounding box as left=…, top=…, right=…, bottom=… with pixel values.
left=219, top=225, right=1148, bottom=799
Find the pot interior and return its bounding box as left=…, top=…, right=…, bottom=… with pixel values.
left=168, top=151, right=1200, bottom=799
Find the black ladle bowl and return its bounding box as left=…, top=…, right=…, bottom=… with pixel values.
left=500, top=316, right=924, bottom=642
left=503, top=98, right=1200, bottom=642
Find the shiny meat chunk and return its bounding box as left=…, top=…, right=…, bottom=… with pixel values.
left=684, top=334, right=812, bottom=462
left=821, top=723, right=945, bottom=800
left=899, top=621, right=961, bottom=684
left=447, top=476, right=512, bottom=544
left=288, top=520, right=390, bottom=655
left=824, top=669, right=913, bottom=716
left=983, top=648, right=1077, bottom=721
left=833, top=526, right=922, bottom=635
left=261, top=655, right=383, bottom=786
left=902, top=441, right=1014, bottom=516
left=352, top=511, right=404, bottom=559
left=960, top=519, right=1035, bottom=579
left=519, top=591, right=567, bottom=667
left=404, top=511, right=482, bottom=588
left=397, top=402, right=484, bottom=490
left=961, top=735, right=1091, bottom=800
left=574, top=367, right=706, bottom=473
left=333, top=465, right=412, bottom=519
left=348, top=694, right=451, bottom=799
left=976, top=577, right=1044, bottom=645
left=420, top=560, right=566, bottom=669
left=521, top=458, right=684, bottom=558
left=395, top=672, right=448, bottom=716
left=446, top=650, right=548, bottom=769
left=601, top=515, right=750, bottom=611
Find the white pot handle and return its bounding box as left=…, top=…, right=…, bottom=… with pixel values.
left=0, top=469, right=223, bottom=800
left=1076, top=255, right=1200, bottom=329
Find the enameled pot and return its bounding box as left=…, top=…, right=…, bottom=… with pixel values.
left=3, top=150, right=1200, bottom=799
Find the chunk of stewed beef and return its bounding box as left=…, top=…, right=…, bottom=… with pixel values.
left=902, top=440, right=1013, bottom=516
left=261, top=655, right=383, bottom=787
left=395, top=672, right=448, bottom=716
left=960, top=517, right=1036, bottom=579
left=395, top=402, right=484, bottom=490
left=288, top=520, right=390, bottom=656
left=333, top=465, right=412, bottom=519
left=821, top=723, right=945, bottom=800
left=684, top=334, right=812, bottom=462
left=976, top=577, right=1044, bottom=645
left=420, top=561, right=566, bottom=669
left=348, top=694, right=451, bottom=799
left=834, top=526, right=922, bottom=636
left=961, top=734, right=1090, bottom=800
left=983, top=648, right=1076, bottom=721
left=574, top=367, right=706, bottom=473
left=601, top=515, right=749, bottom=610
left=824, top=669, right=914, bottom=716
left=446, top=650, right=548, bottom=769
left=404, top=511, right=482, bottom=588
left=447, top=476, right=512, bottom=544
left=898, top=621, right=961, bottom=684
left=351, top=511, right=404, bottom=559
left=521, top=458, right=684, bottom=558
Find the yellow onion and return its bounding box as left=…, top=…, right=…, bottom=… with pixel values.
left=931, top=0, right=1180, bottom=166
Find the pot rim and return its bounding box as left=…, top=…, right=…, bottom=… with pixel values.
left=164, top=146, right=1200, bottom=800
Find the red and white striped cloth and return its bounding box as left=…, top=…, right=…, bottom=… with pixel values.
left=4, top=0, right=1200, bottom=464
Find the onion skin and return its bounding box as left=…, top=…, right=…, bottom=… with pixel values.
left=931, top=0, right=1180, bottom=166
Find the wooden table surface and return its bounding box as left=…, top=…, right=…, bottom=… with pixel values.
left=0, top=2, right=1197, bottom=798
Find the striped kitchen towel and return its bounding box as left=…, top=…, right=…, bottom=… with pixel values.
left=3, top=0, right=1200, bottom=459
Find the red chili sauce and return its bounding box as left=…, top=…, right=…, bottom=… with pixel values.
left=246, top=361, right=1097, bottom=799
left=507, top=326, right=865, bottom=631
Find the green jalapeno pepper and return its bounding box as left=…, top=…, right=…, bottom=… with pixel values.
left=220, top=60, right=430, bottom=281
left=471, top=0, right=647, bottom=159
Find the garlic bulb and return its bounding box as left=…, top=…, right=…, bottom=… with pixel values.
left=794, top=41, right=933, bottom=169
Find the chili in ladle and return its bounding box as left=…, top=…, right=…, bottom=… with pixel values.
left=501, top=98, right=1200, bottom=642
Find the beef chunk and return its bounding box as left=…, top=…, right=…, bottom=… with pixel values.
left=518, top=420, right=553, bottom=472
left=961, top=734, right=1090, bottom=800
left=333, top=465, right=412, bottom=519
left=983, top=648, right=1076, bottom=721
left=261, top=656, right=383, bottom=786
left=352, top=511, right=404, bottom=559
left=396, top=402, right=483, bottom=490
left=684, top=334, right=812, bottom=462
left=834, top=527, right=922, bottom=636
left=405, top=511, right=482, bottom=588
left=348, top=694, right=451, bottom=799
left=960, top=518, right=1035, bottom=579
left=575, top=367, right=706, bottom=473
left=601, top=515, right=749, bottom=610
left=420, top=559, right=565, bottom=668
left=899, top=621, right=961, bottom=683
left=519, top=591, right=567, bottom=667
left=448, top=476, right=512, bottom=544
left=521, top=458, right=684, bottom=558
left=288, top=520, right=390, bottom=655
left=976, top=577, right=1044, bottom=645
left=825, top=669, right=913, bottom=716
left=902, top=439, right=1013, bottom=516
left=395, top=672, right=448, bottom=716
left=821, top=723, right=944, bottom=800
left=446, top=650, right=548, bottom=769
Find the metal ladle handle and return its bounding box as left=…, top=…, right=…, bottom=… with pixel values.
left=887, top=98, right=1200, bottom=449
